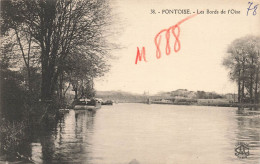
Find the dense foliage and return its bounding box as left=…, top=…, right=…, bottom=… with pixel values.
left=1, top=0, right=112, bottom=110
left=223, top=36, right=260, bottom=104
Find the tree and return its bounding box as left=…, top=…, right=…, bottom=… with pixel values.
left=196, top=91, right=207, bottom=99
left=64, top=51, right=109, bottom=100
left=1, top=0, right=112, bottom=104
left=0, top=52, right=27, bottom=120
left=223, top=35, right=260, bottom=104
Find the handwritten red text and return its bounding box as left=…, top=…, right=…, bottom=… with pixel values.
left=135, top=14, right=197, bottom=64
left=154, top=14, right=197, bottom=59
left=135, top=47, right=147, bottom=64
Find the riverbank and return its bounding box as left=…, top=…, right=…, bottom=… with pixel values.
left=151, top=101, right=260, bottom=109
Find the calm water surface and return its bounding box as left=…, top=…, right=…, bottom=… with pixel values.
left=4, top=104, right=260, bottom=163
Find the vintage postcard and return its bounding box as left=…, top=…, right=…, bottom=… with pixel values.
left=0, top=0, right=260, bottom=163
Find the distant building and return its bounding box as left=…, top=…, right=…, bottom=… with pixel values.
left=197, top=99, right=229, bottom=105
left=187, top=91, right=196, bottom=99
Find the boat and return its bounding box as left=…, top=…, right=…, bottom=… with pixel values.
left=58, top=108, right=70, bottom=113
left=101, top=100, right=113, bottom=105
left=74, top=98, right=101, bottom=111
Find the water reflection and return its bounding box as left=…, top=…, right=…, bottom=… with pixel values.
left=235, top=109, right=260, bottom=163
left=1, top=104, right=260, bottom=164
left=24, top=110, right=96, bottom=163
left=44, top=110, right=95, bottom=163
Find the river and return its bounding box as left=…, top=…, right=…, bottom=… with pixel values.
left=1, top=103, right=260, bottom=164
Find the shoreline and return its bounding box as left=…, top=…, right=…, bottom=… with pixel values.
left=150, top=101, right=260, bottom=109
left=109, top=101, right=260, bottom=110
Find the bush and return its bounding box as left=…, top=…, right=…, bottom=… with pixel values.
left=0, top=68, right=28, bottom=121
left=0, top=119, right=27, bottom=159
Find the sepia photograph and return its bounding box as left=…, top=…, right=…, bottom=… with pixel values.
left=0, top=0, right=260, bottom=163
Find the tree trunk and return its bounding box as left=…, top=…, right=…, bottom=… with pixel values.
left=249, top=57, right=254, bottom=104
left=241, top=58, right=245, bottom=103
left=74, top=88, right=78, bottom=100
left=41, top=68, right=53, bottom=101
left=41, top=51, right=55, bottom=101
left=255, top=65, right=259, bottom=104
left=59, top=72, right=63, bottom=100
left=27, top=67, right=32, bottom=93
left=238, top=69, right=241, bottom=103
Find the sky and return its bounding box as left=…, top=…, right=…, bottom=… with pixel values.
left=95, top=0, right=260, bottom=95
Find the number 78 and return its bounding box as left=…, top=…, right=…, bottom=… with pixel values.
left=247, top=2, right=258, bottom=16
